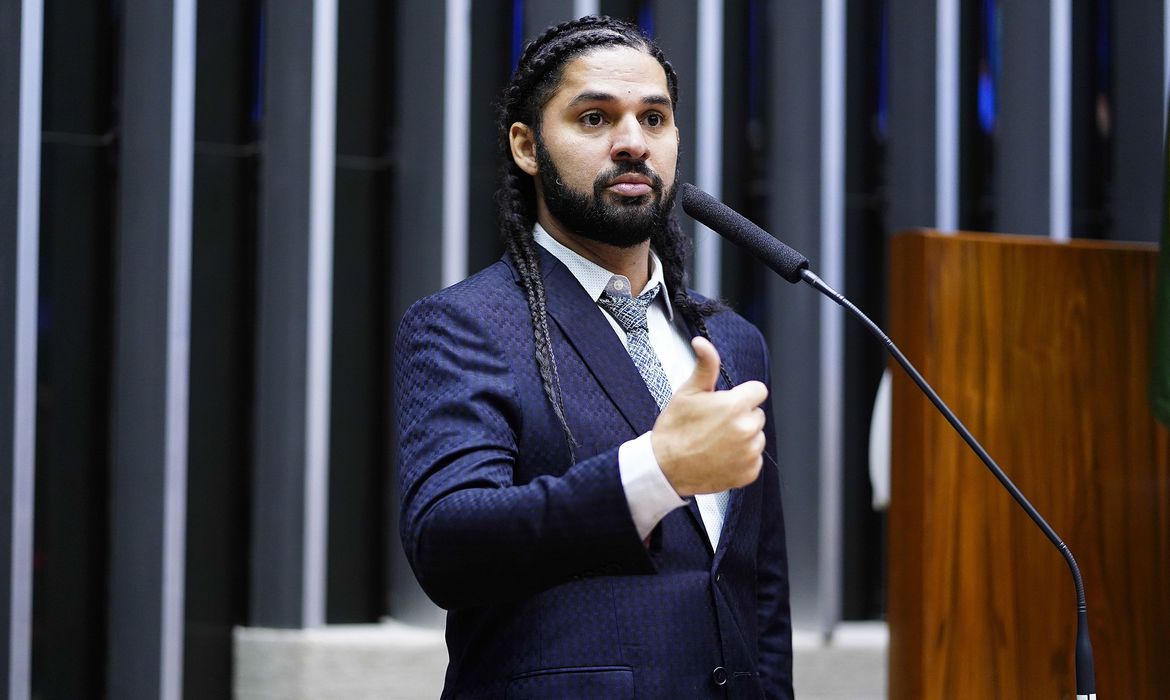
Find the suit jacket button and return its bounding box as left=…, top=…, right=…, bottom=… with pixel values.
left=711, top=666, right=729, bottom=686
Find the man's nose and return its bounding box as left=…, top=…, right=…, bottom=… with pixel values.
left=610, top=114, right=648, bottom=160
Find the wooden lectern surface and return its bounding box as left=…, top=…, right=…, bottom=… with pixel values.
left=888, top=231, right=1170, bottom=699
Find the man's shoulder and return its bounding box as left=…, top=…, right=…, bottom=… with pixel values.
left=402, top=258, right=522, bottom=321
left=680, top=293, right=770, bottom=382
left=685, top=291, right=767, bottom=347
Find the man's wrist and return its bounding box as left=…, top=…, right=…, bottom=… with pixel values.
left=619, top=432, right=688, bottom=540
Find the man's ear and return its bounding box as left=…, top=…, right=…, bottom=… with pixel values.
left=509, top=122, right=539, bottom=176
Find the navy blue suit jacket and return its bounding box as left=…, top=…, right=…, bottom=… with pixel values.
left=396, top=249, right=793, bottom=699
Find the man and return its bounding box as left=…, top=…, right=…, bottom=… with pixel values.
left=396, top=16, right=792, bottom=699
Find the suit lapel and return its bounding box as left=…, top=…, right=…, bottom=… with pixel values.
left=538, top=253, right=660, bottom=438
left=537, top=255, right=716, bottom=551
left=519, top=250, right=745, bottom=563
left=678, top=311, right=746, bottom=568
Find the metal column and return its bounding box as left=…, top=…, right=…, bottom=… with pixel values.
left=766, top=0, right=844, bottom=633
left=0, top=1, right=42, bottom=698
left=526, top=0, right=576, bottom=39
left=887, top=0, right=945, bottom=233
left=996, top=0, right=1062, bottom=237
left=387, top=0, right=448, bottom=629
left=107, top=1, right=196, bottom=698
left=1111, top=2, right=1168, bottom=243
left=250, top=0, right=337, bottom=629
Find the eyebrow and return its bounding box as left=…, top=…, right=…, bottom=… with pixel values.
left=565, top=91, right=673, bottom=109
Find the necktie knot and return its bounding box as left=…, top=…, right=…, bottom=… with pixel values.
left=598, top=284, right=660, bottom=334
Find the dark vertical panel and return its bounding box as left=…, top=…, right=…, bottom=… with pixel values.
left=719, top=0, right=770, bottom=324
left=840, top=0, right=888, bottom=622
left=599, top=0, right=640, bottom=24
left=996, top=1, right=1052, bottom=236
left=1110, top=0, right=1163, bottom=243
left=467, top=0, right=513, bottom=276
left=34, top=143, right=114, bottom=700
left=0, top=1, right=15, bottom=691
left=32, top=1, right=117, bottom=696
left=387, top=0, right=446, bottom=628
left=251, top=0, right=327, bottom=628
left=765, top=0, right=824, bottom=629
left=108, top=0, right=192, bottom=696
left=526, top=0, right=574, bottom=38
left=329, top=169, right=388, bottom=623
left=41, top=0, right=116, bottom=136
left=651, top=0, right=697, bottom=200
left=886, top=0, right=938, bottom=233
left=184, top=0, right=259, bottom=695
left=651, top=0, right=698, bottom=290
left=329, top=0, right=393, bottom=624
left=959, top=0, right=998, bottom=231
left=1070, top=0, right=1111, bottom=239
left=186, top=157, right=256, bottom=688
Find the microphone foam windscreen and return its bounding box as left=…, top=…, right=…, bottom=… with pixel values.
left=680, top=183, right=809, bottom=284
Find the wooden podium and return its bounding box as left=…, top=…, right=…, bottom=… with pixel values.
left=888, top=230, right=1170, bottom=699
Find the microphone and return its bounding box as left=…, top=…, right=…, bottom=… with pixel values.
left=680, top=184, right=1098, bottom=700
left=679, top=184, right=809, bottom=283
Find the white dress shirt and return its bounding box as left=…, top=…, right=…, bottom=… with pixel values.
left=534, top=225, right=727, bottom=548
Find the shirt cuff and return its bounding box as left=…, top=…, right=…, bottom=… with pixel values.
left=619, top=432, right=688, bottom=540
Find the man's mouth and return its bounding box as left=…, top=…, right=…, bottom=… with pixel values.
left=606, top=175, right=654, bottom=198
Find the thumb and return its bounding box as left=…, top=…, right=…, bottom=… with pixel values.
left=679, top=336, right=721, bottom=394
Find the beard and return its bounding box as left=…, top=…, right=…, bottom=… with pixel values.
left=535, top=133, right=678, bottom=248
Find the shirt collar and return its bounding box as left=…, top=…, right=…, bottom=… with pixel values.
left=533, top=223, right=674, bottom=320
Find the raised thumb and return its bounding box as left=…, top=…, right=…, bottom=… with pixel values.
left=680, top=336, right=721, bottom=394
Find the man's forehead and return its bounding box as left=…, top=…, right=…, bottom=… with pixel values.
left=553, top=46, right=671, bottom=104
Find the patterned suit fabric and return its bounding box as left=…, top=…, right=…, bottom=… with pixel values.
left=395, top=248, right=793, bottom=699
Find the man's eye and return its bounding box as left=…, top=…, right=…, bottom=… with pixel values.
left=645, top=113, right=663, bottom=127
left=582, top=113, right=604, bottom=126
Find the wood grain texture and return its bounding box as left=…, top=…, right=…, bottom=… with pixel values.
left=888, top=230, right=1170, bottom=699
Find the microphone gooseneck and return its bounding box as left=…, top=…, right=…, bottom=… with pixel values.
left=681, top=185, right=1097, bottom=699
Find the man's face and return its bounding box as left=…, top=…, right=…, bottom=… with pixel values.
left=522, top=45, right=680, bottom=247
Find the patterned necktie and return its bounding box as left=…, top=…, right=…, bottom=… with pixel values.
left=598, top=284, right=675, bottom=411
left=598, top=281, right=730, bottom=544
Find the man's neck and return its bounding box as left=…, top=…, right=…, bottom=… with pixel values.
left=537, top=213, right=653, bottom=295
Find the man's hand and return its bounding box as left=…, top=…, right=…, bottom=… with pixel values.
left=650, top=336, right=768, bottom=497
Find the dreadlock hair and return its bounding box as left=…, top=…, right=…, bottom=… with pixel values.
left=495, top=15, right=724, bottom=459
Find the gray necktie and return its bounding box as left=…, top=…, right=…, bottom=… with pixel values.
left=598, top=282, right=730, bottom=537
left=598, top=284, right=674, bottom=411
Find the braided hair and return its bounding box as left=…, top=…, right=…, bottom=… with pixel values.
left=496, top=16, right=722, bottom=457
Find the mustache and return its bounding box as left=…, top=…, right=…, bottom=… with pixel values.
left=592, top=161, right=664, bottom=196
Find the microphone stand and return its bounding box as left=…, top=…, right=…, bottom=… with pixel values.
left=799, top=268, right=1097, bottom=699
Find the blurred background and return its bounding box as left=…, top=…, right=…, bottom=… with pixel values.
left=1, top=0, right=1166, bottom=698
